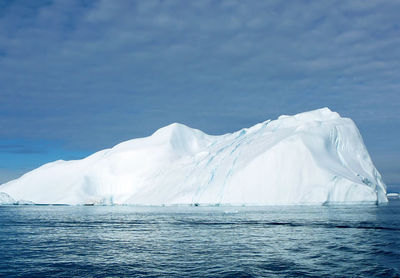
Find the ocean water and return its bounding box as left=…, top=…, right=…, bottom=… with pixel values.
left=0, top=201, right=399, bottom=277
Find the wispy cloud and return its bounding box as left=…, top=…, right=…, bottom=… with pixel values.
left=0, top=143, right=45, bottom=154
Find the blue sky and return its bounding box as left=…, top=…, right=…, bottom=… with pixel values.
left=0, top=0, right=399, bottom=191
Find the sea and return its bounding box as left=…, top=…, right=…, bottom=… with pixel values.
left=0, top=200, right=399, bottom=277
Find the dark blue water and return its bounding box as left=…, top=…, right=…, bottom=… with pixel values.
left=0, top=201, right=399, bottom=277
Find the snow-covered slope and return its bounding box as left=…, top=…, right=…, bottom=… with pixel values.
left=0, top=108, right=387, bottom=205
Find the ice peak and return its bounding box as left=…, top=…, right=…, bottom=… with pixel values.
left=152, top=122, right=199, bottom=138
left=279, top=107, right=339, bottom=121
left=151, top=122, right=208, bottom=154
left=269, top=107, right=341, bottom=130
left=295, top=107, right=340, bottom=120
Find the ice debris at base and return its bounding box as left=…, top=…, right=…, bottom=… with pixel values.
left=0, top=192, right=34, bottom=205
left=0, top=108, right=387, bottom=205
left=0, top=192, right=15, bottom=205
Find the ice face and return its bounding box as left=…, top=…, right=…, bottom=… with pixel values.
left=0, top=192, right=15, bottom=205
left=0, top=108, right=387, bottom=205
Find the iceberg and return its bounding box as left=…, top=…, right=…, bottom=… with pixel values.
left=0, top=108, right=387, bottom=205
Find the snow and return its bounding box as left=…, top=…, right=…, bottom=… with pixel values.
left=0, top=108, right=387, bottom=205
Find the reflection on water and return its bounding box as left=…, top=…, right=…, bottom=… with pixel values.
left=0, top=201, right=399, bottom=277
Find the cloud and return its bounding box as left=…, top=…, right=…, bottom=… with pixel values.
left=0, top=0, right=399, bottom=182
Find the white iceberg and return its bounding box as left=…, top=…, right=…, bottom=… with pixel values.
left=0, top=108, right=387, bottom=205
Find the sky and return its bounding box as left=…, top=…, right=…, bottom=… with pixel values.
left=0, top=0, right=399, bottom=191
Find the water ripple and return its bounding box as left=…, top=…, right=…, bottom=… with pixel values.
left=0, top=201, right=399, bottom=277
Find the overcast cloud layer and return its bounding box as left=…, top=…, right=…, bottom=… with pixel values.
left=0, top=0, right=399, bottom=189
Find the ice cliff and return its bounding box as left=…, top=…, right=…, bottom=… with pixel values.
left=0, top=108, right=387, bottom=205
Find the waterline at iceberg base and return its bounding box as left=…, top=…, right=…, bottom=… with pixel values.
left=0, top=108, right=387, bottom=205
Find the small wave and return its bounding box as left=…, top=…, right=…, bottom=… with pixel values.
left=173, top=220, right=400, bottom=231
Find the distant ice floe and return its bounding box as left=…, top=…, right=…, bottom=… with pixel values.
left=0, top=108, right=387, bottom=206
left=387, top=193, right=399, bottom=199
